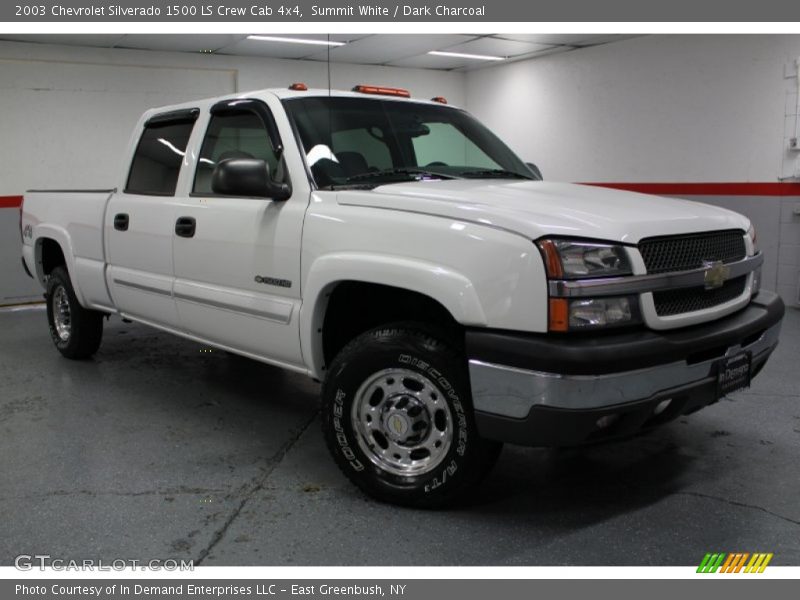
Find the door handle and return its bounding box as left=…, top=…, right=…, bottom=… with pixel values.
left=113, top=213, right=129, bottom=231
left=175, top=216, right=196, bottom=238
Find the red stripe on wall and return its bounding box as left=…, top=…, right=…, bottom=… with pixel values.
left=2, top=184, right=799, bottom=206
left=0, top=195, right=23, bottom=208
left=583, top=182, right=800, bottom=196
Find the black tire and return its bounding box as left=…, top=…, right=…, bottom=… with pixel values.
left=46, top=266, right=104, bottom=359
left=321, top=324, right=502, bottom=508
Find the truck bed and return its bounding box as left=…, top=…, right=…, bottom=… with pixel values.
left=22, top=189, right=116, bottom=311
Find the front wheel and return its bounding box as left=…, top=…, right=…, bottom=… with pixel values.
left=46, top=266, right=104, bottom=359
left=321, top=324, right=501, bottom=507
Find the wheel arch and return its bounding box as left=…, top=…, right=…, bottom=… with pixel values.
left=32, top=227, right=87, bottom=306
left=299, top=252, right=487, bottom=379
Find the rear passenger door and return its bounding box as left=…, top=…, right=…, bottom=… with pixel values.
left=105, top=109, right=198, bottom=329
left=171, top=98, right=306, bottom=368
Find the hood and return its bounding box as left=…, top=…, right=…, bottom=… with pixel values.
left=336, top=180, right=749, bottom=243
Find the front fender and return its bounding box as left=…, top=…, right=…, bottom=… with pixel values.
left=299, top=252, right=487, bottom=379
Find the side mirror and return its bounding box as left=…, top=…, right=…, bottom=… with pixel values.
left=211, top=158, right=291, bottom=201
left=525, top=162, right=543, bottom=180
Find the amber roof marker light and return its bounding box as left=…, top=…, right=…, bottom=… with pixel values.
left=352, top=85, right=411, bottom=98
left=289, top=83, right=308, bottom=91
left=431, top=96, right=448, bottom=104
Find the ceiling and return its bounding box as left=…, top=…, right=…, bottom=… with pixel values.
left=0, top=34, right=637, bottom=71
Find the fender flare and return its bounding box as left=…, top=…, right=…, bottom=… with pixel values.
left=32, top=225, right=88, bottom=307
left=299, top=252, right=487, bottom=379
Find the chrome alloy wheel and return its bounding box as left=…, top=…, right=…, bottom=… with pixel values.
left=52, top=285, right=72, bottom=342
left=351, top=368, right=453, bottom=476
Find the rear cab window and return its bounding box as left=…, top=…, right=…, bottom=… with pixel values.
left=125, top=108, right=199, bottom=196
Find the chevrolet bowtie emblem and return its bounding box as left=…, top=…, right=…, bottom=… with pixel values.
left=703, top=260, right=730, bottom=290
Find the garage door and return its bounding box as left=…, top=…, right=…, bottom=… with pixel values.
left=0, top=58, right=236, bottom=305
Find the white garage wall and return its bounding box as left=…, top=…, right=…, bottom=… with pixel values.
left=466, top=34, right=800, bottom=305
left=465, top=35, right=799, bottom=182
left=0, top=58, right=237, bottom=193
left=0, top=40, right=465, bottom=304
left=0, top=40, right=465, bottom=192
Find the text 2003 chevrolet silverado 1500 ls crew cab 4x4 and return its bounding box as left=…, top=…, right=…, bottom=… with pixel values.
left=21, top=84, right=785, bottom=506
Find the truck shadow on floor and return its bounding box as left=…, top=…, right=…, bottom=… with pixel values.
left=95, top=320, right=320, bottom=414
left=467, top=432, right=698, bottom=514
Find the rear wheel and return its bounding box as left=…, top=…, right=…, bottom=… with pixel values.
left=46, top=266, right=104, bottom=359
left=321, top=324, right=501, bottom=507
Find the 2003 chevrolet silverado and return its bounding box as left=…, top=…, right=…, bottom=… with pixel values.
left=20, top=84, right=785, bottom=506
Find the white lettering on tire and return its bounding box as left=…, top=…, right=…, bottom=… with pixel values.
left=333, top=388, right=364, bottom=472
left=399, top=353, right=469, bottom=492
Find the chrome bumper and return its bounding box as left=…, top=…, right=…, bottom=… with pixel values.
left=468, top=320, right=782, bottom=419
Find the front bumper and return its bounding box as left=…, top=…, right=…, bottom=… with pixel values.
left=467, top=291, right=785, bottom=446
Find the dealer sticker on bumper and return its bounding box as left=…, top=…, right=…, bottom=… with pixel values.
left=716, top=351, right=752, bottom=397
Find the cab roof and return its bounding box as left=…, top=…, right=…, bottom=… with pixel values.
left=143, top=86, right=456, bottom=119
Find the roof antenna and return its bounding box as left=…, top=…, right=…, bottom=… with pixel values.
left=327, top=34, right=332, bottom=97
left=327, top=34, right=333, bottom=161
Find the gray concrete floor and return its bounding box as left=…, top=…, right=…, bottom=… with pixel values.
left=1, top=306, right=799, bottom=566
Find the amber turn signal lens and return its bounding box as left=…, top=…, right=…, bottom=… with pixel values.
left=537, top=240, right=564, bottom=279
left=549, top=298, right=569, bottom=332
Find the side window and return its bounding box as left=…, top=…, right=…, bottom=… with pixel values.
left=412, top=122, right=500, bottom=169
left=126, top=119, right=195, bottom=196
left=193, top=111, right=281, bottom=194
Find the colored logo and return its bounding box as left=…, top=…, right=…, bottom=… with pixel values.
left=697, top=552, right=773, bottom=573
left=703, top=260, right=730, bottom=290
left=387, top=414, right=409, bottom=436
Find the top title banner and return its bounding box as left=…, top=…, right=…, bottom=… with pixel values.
left=4, top=0, right=800, bottom=22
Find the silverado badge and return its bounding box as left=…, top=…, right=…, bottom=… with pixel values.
left=703, top=260, right=730, bottom=290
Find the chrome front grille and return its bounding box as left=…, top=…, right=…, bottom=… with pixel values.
left=639, top=230, right=746, bottom=274
left=639, top=230, right=748, bottom=318
left=652, top=275, right=748, bottom=316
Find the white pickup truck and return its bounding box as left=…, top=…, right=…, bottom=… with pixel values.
left=21, top=84, right=785, bottom=506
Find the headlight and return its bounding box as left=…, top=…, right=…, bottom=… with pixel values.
left=569, top=296, right=635, bottom=329
left=549, top=296, right=641, bottom=331
left=538, top=238, right=639, bottom=332
left=537, top=239, right=632, bottom=279
left=747, top=224, right=758, bottom=254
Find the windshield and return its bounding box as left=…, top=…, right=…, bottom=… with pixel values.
left=282, top=96, right=537, bottom=189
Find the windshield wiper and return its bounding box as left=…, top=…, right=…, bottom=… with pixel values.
left=460, top=169, right=534, bottom=180
left=343, top=167, right=459, bottom=184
